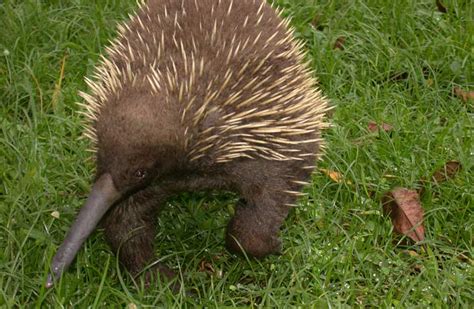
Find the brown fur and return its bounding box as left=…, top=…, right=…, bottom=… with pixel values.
left=81, top=0, right=329, bottom=285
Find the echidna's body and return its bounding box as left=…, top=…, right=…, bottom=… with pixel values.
left=47, top=0, right=329, bottom=288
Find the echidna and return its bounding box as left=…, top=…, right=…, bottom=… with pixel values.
left=46, top=0, right=329, bottom=288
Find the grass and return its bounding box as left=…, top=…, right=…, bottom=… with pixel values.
left=1, top=0, right=473, bottom=307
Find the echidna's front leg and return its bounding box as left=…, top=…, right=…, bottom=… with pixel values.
left=225, top=178, right=302, bottom=258
left=225, top=197, right=289, bottom=258
left=101, top=187, right=174, bottom=282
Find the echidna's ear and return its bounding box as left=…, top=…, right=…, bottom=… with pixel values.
left=46, top=173, right=120, bottom=288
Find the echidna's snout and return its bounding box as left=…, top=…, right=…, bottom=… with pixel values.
left=46, top=173, right=120, bottom=288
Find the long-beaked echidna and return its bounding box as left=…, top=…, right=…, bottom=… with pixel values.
left=46, top=0, right=330, bottom=288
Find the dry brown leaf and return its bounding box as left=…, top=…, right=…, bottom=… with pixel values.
left=404, top=250, right=420, bottom=257
left=382, top=188, right=425, bottom=242
left=367, top=122, right=378, bottom=132
left=453, top=87, right=474, bottom=103
left=368, top=121, right=393, bottom=133
left=320, top=168, right=352, bottom=184
left=436, top=0, right=447, bottom=13
left=333, top=36, right=345, bottom=50
left=198, top=259, right=215, bottom=275
left=431, top=160, right=461, bottom=184
left=418, top=160, right=462, bottom=195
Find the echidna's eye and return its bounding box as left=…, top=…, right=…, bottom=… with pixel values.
left=133, top=169, right=147, bottom=179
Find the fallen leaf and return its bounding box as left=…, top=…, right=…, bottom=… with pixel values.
left=403, top=250, right=420, bottom=257
left=333, top=36, right=345, bottom=50
left=367, top=122, right=378, bottom=132
left=418, top=160, right=462, bottom=195
left=198, top=259, right=216, bottom=275
left=368, top=121, right=393, bottom=133
left=382, top=188, right=425, bottom=242
left=320, top=168, right=352, bottom=184
left=436, top=0, right=447, bottom=13
left=453, top=87, right=474, bottom=103
left=431, top=160, right=461, bottom=184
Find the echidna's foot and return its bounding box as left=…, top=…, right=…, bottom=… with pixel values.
left=142, top=262, right=176, bottom=282
left=137, top=262, right=180, bottom=292
left=226, top=223, right=282, bottom=258
left=100, top=187, right=174, bottom=287
left=225, top=202, right=283, bottom=258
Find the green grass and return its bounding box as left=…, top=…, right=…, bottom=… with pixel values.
left=1, top=0, right=473, bottom=307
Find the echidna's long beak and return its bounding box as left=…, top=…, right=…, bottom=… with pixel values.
left=45, top=173, right=120, bottom=288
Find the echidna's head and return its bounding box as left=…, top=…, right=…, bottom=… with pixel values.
left=94, top=90, right=183, bottom=194
left=46, top=89, right=184, bottom=288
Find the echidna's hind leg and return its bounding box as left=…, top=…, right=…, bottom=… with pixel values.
left=226, top=160, right=309, bottom=258
left=101, top=187, right=175, bottom=284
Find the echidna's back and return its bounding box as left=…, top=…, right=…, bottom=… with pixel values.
left=85, top=0, right=328, bottom=164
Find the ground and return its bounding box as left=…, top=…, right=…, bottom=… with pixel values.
left=0, top=0, right=472, bottom=307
